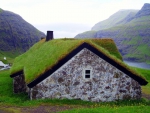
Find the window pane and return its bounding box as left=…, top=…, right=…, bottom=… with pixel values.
left=85, top=75, right=90, bottom=78
left=85, top=70, right=90, bottom=74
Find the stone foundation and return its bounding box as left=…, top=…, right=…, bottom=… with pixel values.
left=30, top=48, right=141, bottom=102
left=13, top=74, right=26, bottom=93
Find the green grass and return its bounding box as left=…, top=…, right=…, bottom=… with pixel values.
left=124, top=43, right=150, bottom=63
left=0, top=70, right=28, bottom=106
left=10, top=38, right=123, bottom=84
left=123, top=36, right=142, bottom=45
left=136, top=45, right=150, bottom=56
left=59, top=106, right=150, bottom=113
left=0, top=50, right=20, bottom=64
left=131, top=67, right=150, bottom=95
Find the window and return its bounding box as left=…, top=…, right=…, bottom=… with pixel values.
left=85, top=70, right=91, bottom=78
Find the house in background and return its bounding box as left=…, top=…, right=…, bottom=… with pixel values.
left=0, top=61, right=6, bottom=68
left=10, top=31, right=148, bottom=102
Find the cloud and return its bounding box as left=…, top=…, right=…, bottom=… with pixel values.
left=1, top=0, right=148, bottom=24
left=34, top=22, right=92, bottom=38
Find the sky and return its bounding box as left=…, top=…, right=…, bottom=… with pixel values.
left=0, top=0, right=150, bottom=38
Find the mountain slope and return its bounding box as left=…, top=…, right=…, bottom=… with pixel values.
left=95, top=15, right=150, bottom=62
left=135, top=3, right=150, bottom=18
left=75, top=3, right=150, bottom=63
left=91, top=10, right=138, bottom=31
left=0, top=8, right=45, bottom=61
left=75, top=31, right=97, bottom=39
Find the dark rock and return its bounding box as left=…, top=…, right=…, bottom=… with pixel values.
left=113, top=72, right=120, bottom=78
left=58, top=78, right=64, bottom=83
left=73, top=81, right=80, bottom=85
left=105, top=86, right=110, bottom=89
left=65, top=88, right=69, bottom=94
left=100, top=91, right=104, bottom=94
left=83, top=92, right=87, bottom=95
left=123, top=94, right=131, bottom=100
left=13, top=74, right=26, bottom=93
left=119, top=90, right=126, bottom=93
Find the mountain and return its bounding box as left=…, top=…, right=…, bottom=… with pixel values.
left=91, top=10, right=138, bottom=31
left=75, top=31, right=97, bottom=39
left=135, top=3, right=150, bottom=18
left=75, top=3, right=150, bottom=63
left=0, top=8, right=45, bottom=61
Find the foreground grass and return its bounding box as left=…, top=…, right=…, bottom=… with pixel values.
left=59, top=106, right=150, bottom=113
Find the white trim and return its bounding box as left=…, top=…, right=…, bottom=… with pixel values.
left=83, top=67, right=92, bottom=79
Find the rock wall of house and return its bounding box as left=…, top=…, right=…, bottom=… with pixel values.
left=13, top=74, right=26, bottom=93
left=30, top=48, right=141, bottom=102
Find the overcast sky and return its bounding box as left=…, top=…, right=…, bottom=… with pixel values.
left=0, top=0, right=149, bottom=38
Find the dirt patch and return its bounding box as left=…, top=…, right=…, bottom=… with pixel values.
left=0, top=109, right=10, bottom=113
left=21, top=105, right=76, bottom=113
left=1, top=94, right=150, bottom=113
left=0, top=105, right=79, bottom=113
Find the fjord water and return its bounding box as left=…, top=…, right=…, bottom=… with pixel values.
left=124, top=60, right=150, bottom=69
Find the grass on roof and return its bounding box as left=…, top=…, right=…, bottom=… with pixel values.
left=10, top=38, right=146, bottom=84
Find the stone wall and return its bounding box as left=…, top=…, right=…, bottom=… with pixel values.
left=13, top=74, right=26, bottom=93
left=30, top=48, right=141, bottom=102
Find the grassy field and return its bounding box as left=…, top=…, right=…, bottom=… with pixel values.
left=0, top=50, right=20, bottom=64
left=0, top=67, right=150, bottom=112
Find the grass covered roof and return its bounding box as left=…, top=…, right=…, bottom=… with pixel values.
left=10, top=38, right=147, bottom=85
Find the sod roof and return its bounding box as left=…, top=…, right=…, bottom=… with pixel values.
left=10, top=38, right=148, bottom=86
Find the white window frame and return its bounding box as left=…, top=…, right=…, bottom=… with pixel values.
left=84, top=69, right=92, bottom=79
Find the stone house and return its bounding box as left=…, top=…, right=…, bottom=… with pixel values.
left=10, top=31, right=148, bottom=102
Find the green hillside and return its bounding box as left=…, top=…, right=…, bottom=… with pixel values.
left=91, top=10, right=138, bottom=31
left=0, top=8, right=45, bottom=62
left=95, top=15, right=150, bottom=63
left=75, top=31, right=97, bottom=38
left=75, top=3, right=150, bottom=63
